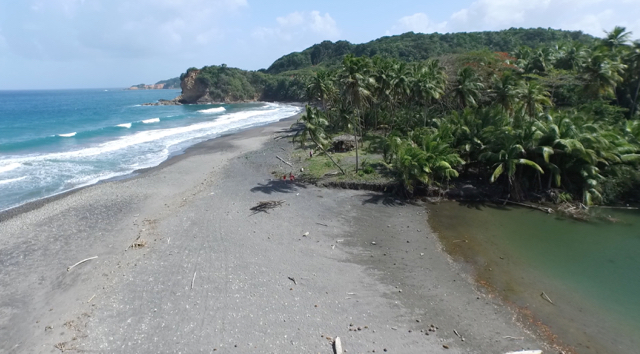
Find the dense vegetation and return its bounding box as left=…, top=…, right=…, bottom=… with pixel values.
left=296, top=26, right=640, bottom=205
left=266, top=28, right=595, bottom=75
left=178, top=28, right=597, bottom=104
left=178, top=64, right=308, bottom=102
left=155, top=77, right=181, bottom=89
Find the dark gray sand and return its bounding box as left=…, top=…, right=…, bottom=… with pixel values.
left=0, top=117, right=546, bottom=353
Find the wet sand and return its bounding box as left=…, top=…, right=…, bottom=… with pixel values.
left=0, top=116, right=545, bottom=353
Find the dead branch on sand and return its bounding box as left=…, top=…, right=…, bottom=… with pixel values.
left=191, top=271, right=197, bottom=289
left=333, top=337, right=343, bottom=354
left=540, top=291, right=554, bottom=304
left=276, top=155, right=293, bottom=167
left=67, top=256, right=98, bottom=272
left=287, top=276, right=297, bottom=285
left=250, top=200, right=285, bottom=213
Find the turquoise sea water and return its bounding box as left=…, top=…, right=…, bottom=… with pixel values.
left=429, top=202, right=640, bottom=354
left=0, top=89, right=301, bottom=211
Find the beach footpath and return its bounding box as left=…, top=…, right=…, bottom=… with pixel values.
left=0, top=116, right=545, bottom=353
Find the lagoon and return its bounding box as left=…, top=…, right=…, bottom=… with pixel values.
left=429, top=201, right=640, bottom=354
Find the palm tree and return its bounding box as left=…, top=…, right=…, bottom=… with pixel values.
left=480, top=129, right=544, bottom=200
left=452, top=66, right=484, bottom=109
left=582, top=49, right=626, bottom=99
left=412, top=60, right=446, bottom=126
left=554, top=42, right=587, bottom=71
left=386, top=129, right=462, bottom=193
left=602, top=26, right=632, bottom=53
left=339, top=55, right=374, bottom=173
left=492, top=72, right=523, bottom=115
left=294, top=105, right=345, bottom=175
left=517, top=80, right=552, bottom=119
left=307, top=70, right=335, bottom=112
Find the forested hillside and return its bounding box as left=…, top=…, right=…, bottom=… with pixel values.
left=265, top=28, right=595, bottom=74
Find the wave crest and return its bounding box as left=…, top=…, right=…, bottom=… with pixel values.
left=142, top=118, right=160, bottom=124
left=0, top=162, right=21, bottom=174
left=59, top=132, right=77, bottom=137
left=117, top=123, right=132, bottom=128
left=198, top=107, right=226, bottom=114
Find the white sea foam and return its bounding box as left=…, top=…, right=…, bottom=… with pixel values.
left=117, top=123, right=132, bottom=128
left=0, top=176, right=27, bottom=185
left=198, top=107, right=226, bottom=114
left=59, top=132, right=77, bottom=137
left=0, top=162, right=21, bottom=174
left=142, top=118, right=160, bottom=124
left=0, top=103, right=303, bottom=212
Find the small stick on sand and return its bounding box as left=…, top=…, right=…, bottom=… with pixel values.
left=316, top=222, right=328, bottom=227
left=540, top=291, right=554, bottom=304
left=276, top=155, right=292, bottom=167
left=67, top=256, right=98, bottom=272
left=503, top=336, right=524, bottom=340
left=333, top=336, right=343, bottom=354
left=287, top=276, right=297, bottom=285
left=191, top=271, right=197, bottom=289
left=87, top=294, right=96, bottom=303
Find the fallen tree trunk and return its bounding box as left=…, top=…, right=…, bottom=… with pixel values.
left=497, top=199, right=554, bottom=214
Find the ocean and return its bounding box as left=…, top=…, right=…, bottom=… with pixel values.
left=0, top=89, right=302, bottom=212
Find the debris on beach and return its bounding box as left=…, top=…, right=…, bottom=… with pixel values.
left=287, top=276, right=297, bottom=285
left=333, top=336, right=343, bottom=354
left=303, top=231, right=309, bottom=237
left=540, top=291, right=554, bottom=304
left=67, top=256, right=98, bottom=272
left=276, top=155, right=292, bottom=167
left=250, top=200, right=285, bottom=213
left=130, top=238, right=147, bottom=249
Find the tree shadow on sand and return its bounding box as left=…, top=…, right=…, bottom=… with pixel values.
left=250, top=180, right=307, bottom=195
left=360, top=193, right=405, bottom=207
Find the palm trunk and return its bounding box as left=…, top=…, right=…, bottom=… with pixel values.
left=631, top=79, right=640, bottom=117
left=355, top=112, right=361, bottom=173
left=310, top=135, right=345, bottom=175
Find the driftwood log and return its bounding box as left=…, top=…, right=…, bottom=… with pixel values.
left=276, top=155, right=292, bottom=167
left=498, top=199, right=554, bottom=213
left=334, top=337, right=343, bottom=354
left=250, top=200, right=285, bottom=213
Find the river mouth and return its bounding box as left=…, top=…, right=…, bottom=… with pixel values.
left=428, top=201, right=640, bottom=354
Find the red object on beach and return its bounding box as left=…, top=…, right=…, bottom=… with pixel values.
left=289, top=173, right=295, bottom=181
left=283, top=175, right=287, bottom=180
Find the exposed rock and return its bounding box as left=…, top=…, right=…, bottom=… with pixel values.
left=176, top=69, right=210, bottom=104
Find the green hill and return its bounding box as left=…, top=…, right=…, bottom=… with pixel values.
left=174, top=28, right=598, bottom=103
left=265, top=28, right=595, bottom=74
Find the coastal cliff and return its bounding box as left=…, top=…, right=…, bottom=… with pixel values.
left=175, top=69, right=218, bottom=104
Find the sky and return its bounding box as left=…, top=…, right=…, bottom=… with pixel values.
left=0, top=0, right=639, bottom=89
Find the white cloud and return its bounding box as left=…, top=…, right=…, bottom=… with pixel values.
left=388, top=0, right=640, bottom=40
left=308, top=11, right=340, bottom=38
left=277, top=12, right=304, bottom=27
left=449, top=0, right=552, bottom=30
left=253, top=10, right=340, bottom=42
left=3, top=0, right=248, bottom=61
left=387, top=12, right=447, bottom=35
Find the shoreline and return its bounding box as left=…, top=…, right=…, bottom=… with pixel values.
left=0, top=110, right=302, bottom=223
left=0, top=115, right=547, bottom=353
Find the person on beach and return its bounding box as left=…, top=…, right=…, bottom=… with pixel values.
left=289, top=172, right=295, bottom=181
left=309, top=150, right=313, bottom=158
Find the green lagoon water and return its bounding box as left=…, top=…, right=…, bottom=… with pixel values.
left=428, top=202, right=640, bottom=354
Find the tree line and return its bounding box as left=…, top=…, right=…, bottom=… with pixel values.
left=298, top=26, right=640, bottom=205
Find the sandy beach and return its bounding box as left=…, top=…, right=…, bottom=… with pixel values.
left=0, top=115, right=546, bottom=353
